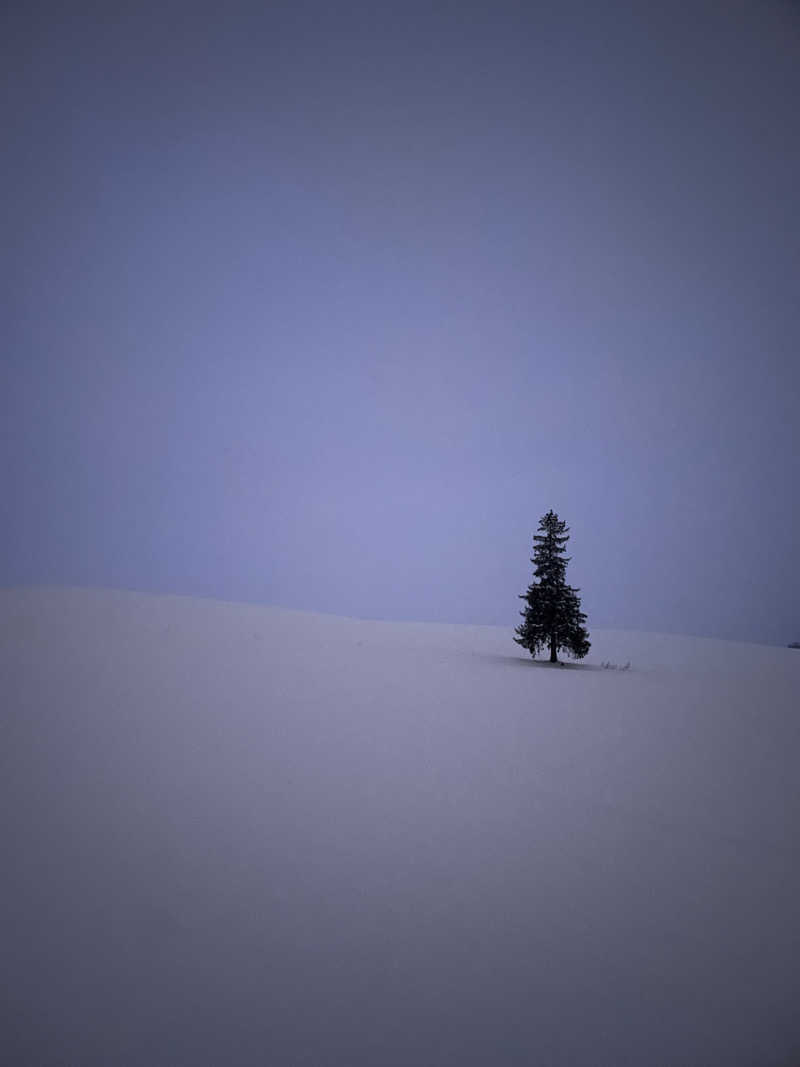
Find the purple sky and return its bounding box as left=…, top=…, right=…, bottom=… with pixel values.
left=3, top=1, right=799, bottom=645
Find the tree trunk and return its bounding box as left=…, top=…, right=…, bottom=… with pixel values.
left=549, top=635, right=558, bottom=663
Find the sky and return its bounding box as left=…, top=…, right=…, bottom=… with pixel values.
left=3, top=1, right=799, bottom=646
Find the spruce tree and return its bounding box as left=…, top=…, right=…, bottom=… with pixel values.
left=515, top=510, right=590, bottom=662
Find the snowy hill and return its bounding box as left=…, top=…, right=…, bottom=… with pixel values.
left=3, top=587, right=799, bottom=1066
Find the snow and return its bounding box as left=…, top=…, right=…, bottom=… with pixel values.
left=2, top=586, right=799, bottom=1066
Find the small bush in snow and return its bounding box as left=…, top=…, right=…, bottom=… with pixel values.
left=601, top=660, right=631, bottom=671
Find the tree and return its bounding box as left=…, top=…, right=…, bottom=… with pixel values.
left=515, top=510, right=590, bottom=662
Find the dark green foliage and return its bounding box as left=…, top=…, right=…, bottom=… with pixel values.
left=515, top=510, right=590, bottom=662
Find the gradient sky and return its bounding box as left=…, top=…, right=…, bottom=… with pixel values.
left=3, top=1, right=799, bottom=645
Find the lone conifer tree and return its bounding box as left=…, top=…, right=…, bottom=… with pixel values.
left=515, top=510, right=590, bottom=662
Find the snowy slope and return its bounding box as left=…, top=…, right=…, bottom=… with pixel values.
left=2, top=587, right=799, bottom=1066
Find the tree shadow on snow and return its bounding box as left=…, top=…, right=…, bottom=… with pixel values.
left=477, top=653, right=603, bottom=671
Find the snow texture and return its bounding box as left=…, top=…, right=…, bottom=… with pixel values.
left=2, top=587, right=799, bottom=1066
